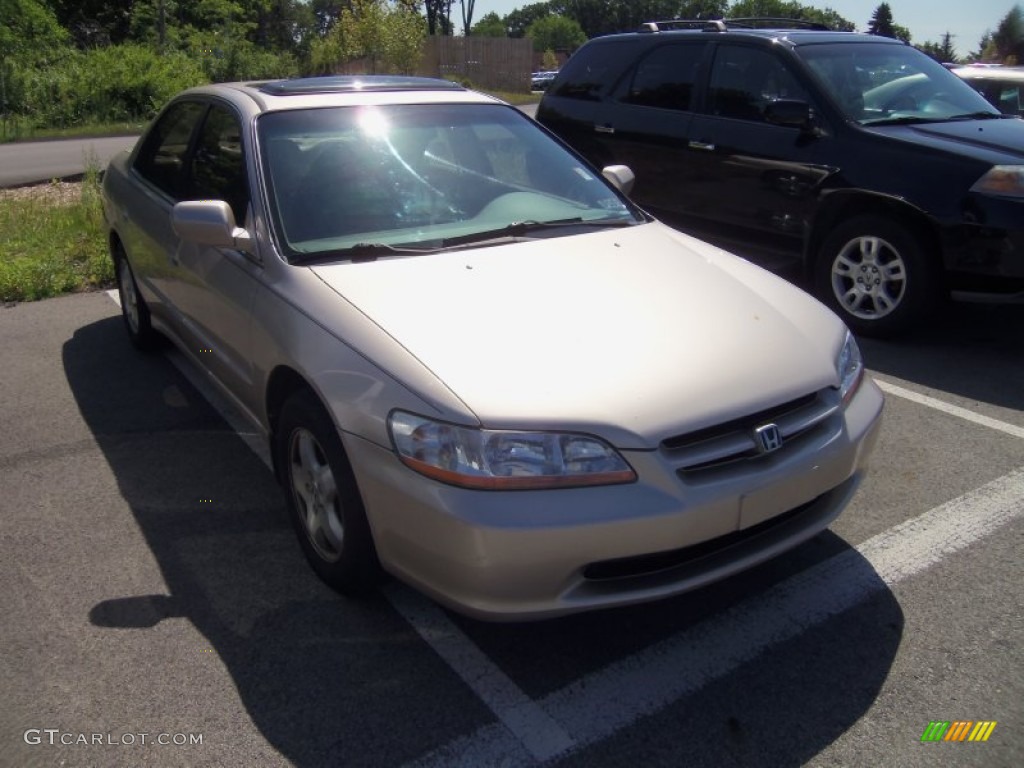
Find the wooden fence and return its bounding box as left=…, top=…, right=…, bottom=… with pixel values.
left=417, top=36, right=533, bottom=92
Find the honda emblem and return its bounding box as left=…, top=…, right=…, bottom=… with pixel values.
left=754, top=423, right=783, bottom=454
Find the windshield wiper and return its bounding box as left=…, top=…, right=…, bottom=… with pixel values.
left=946, top=111, right=1008, bottom=121
left=290, top=242, right=440, bottom=265
left=864, top=111, right=1006, bottom=127
left=862, top=115, right=946, bottom=126
left=441, top=217, right=635, bottom=248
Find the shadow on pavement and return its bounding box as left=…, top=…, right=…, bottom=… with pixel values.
left=65, top=314, right=903, bottom=767
left=857, top=301, right=1024, bottom=413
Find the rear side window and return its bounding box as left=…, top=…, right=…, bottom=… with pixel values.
left=708, top=45, right=809, bottom=122
left=549, top=41, right=640, bottom=101
left=617, top=43, right=705, bottom=111
left=134, top=101, right=205, bottom=198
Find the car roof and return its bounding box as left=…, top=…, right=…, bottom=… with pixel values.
left=953, top=66, right=1024, bottom=82
left=175, top=75, right=502, bottom=114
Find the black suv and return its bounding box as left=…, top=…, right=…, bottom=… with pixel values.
left=537, top=19, right=1024, bottom=336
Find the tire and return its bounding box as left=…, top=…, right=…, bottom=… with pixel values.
left=276, top=390, right=382, bottom=595
left=815, top=215, right=940, bottom=337
left=114, top=246, right=158, bottom=351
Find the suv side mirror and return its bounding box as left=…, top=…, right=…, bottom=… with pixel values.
left=764, top=99, right=815, bottom=131
left=172, top=200, right=253, bottom=253
left=602, top=164, right=635, bottom=196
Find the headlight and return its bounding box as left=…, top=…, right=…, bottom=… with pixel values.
left=388, top=411, right=636, bottom=490
left=970, top=165, right=1024, bottom=198
left=837, top=330, right=864, bottom=405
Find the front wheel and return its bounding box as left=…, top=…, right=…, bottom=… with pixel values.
left=276, top=390, right=382, bottom=595
left=114, top=247, right=157, bottom=351
left=815, top=215, right=940, bottom=337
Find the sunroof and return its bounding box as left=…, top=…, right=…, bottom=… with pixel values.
left=258, top=75, right=464, bottom=96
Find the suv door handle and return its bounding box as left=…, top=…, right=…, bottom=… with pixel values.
left=688, top=140, right=715, bottom=151
left=594, top=124, right=615, bottom=134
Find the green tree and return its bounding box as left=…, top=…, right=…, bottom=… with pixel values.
left=471, top=12, right=507, bottom=37
left=992, top=4, right=1024, bottom=64
left=460, top=0, right=476, bottom=35
left=505, top=2, right=552, bottom=38
left=728, top=0, right=854, bottom=31
left=311, top=0, right=425, bottom=74
left=423, top=0, right=454, bottom=34
left=867, top=2, right=895, bottom=36
left=970, top=30, right=998, bottom=62
left=866, top=2, right=910, bottom=42
left=1, top=0, right=70, bottom=116
left=526, top=14, right=586, bottom=53
left=918, top=32, right=958, bottom=64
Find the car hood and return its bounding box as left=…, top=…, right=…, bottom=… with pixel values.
left=311, top=223, right=844, bottom=448
left=868, top=118, right=1024, bottom=164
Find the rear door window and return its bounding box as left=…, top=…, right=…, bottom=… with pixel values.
left=616, top=43, right=706, bottom=112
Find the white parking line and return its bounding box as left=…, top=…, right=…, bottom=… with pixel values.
left=410, top=467, right=1024, bottom=766
left=875, top=378, right=1024, bottom=439
left=103, top=290, right=1023, bottom=765
left=105, top=288, right=562, bottom=758
left=385, top=585, right=575, bottom=762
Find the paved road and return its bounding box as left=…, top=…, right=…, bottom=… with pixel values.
left=0, top=135, right=138, bottom=187
left=0, top=105, right=538, bottom=188
left=1, top=290, right=1021, bottom=767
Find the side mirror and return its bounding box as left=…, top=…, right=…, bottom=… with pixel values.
left=602, top=164, right=635, bottom=196
left=171, top=200, right=253, bottom=253
left=764, top=99, right=815, bottom=131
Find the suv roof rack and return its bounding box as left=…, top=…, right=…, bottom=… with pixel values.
left=638, top=17, right=831, bottom=33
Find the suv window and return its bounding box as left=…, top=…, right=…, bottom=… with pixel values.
left=134, top=101, right=205, bottom=197
left=189, top=104, right=249, bottom=223
left=550, top=40, right=643, bottom=101
left=617, top=43, right=705, bottom=111
left=709, top=45, right=809, bottom=121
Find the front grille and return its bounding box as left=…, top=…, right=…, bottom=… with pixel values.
left=583, top=497, right=817, bottom=581
left=661, top=389, right=839, bottom=477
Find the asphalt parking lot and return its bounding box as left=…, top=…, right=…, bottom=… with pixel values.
left=1, top=290, right=1022, bottom=767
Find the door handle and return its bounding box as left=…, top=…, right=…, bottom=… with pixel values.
left=594, top=124, right=615, bottom=134
left=688, top=140, right=715, bottom=151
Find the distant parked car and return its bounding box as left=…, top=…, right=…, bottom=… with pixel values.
left=531, top=70, right=558, bottom=90
left=953, top=66, right=1024, bottom=117
left=537, top=19, right=1024, bottom=337
left=101, top=74, right=882, bottom=621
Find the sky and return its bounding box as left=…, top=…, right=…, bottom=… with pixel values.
left=468, top=1, right=1019, bottom=57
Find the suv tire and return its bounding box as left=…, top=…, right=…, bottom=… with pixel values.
left=815, top=215, right=939, bottom=337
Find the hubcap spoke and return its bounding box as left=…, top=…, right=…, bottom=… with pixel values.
left=289, top=428, right=344, bottom=562
left=833, top=234, right=906, bottom=320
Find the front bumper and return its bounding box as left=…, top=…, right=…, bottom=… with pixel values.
left=345, top=379, right=884, bottom=621
left=944, top=195, right=1024, bottom=292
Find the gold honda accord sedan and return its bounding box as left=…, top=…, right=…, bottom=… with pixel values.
left=102, top=76, right=883, bottom=620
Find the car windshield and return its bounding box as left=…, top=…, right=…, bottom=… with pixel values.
left=797, top=42, right=1000, bottom=126
left=257, top=103, right=641, bottom=261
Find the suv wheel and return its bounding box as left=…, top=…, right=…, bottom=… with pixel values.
left=815, top=215, right=938, bottom=337
left=277, top=390, right=382, bottom=595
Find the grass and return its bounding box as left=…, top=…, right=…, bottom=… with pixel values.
left=0, top=169, right=113, bottom=303
left=0, top=117, right=146, bottom=144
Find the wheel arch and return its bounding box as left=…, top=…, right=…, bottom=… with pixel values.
left=806, top=191, right=945, bottom=287
left=265, top=366, right=330, bottom=483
